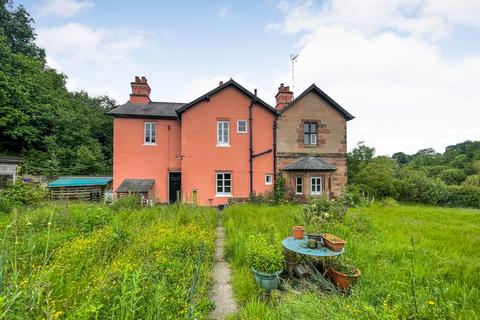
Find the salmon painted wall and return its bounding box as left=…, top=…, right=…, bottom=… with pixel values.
left=181, top=87, right=275, bottom=206
left=113, top=117, right=181, bottom=202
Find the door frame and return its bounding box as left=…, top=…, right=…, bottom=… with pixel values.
left=168, top=171, right=181, bottom=204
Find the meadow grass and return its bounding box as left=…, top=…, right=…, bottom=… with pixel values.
left=0, top=202, right=216, bottom=319
left=224, top=203, right=480, bottom=319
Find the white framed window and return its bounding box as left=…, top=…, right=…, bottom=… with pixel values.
left=217, top=120, right=230, bottom=146
left=144, top=122, right=156, bottom=144
left=310, top=177, right=322, bottom=195
left=265, top=174, right=273, bottom=185
left=216, top=172, right=232, bottom=196
left=303, top=122, right=317, bottom=145
left=295, top=176, right=303, bottom=195
left=237, top=120, right=248, bottom=133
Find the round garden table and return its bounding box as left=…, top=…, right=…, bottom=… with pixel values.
left=282, top=236, right=344, bottom=292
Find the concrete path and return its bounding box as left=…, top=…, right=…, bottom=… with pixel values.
left=211, top=212, right=237, bottom=319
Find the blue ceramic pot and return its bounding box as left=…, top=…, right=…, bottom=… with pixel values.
left=252, top=268, right=283, bottom=291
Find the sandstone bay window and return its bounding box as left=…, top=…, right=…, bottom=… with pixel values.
left=310, top=176, right=322, bottom=195
left=295, top=176, right=303, bottom=195
left=216, top=172, right=232, bottom=196
left=217, top=120, right=230, bottom=146
left=144, top=122, right=156, bottom=144
left=303, top=122, right=317, bottom=145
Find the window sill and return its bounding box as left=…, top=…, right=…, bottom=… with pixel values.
left=215, top=194, right=233, bottom=198
left=143, top=143, right=157, bottom=146
left=216, top=144, right=231, bottom=147
left=310, top=192, right=322, bottom=196
left=265, top=183, right=273, bottom=185
left=295, top=193, right=304, bottom=195
left=237, top=131, right=248, bottom=134
left=302, top=145, right=318, bottom=148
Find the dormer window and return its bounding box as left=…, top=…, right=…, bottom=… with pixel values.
left=303, top=122, right=317, bottom=145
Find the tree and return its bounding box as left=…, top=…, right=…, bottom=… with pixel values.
left=347, top=141, right=375, bottom=182
left=392, top=152, right=411, bottom=165
left=438, top=168, right=467, bottom=185
left=354, top=156, right=398, bottom=198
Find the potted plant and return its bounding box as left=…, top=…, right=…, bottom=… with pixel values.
left=246, top=235, right=284, bottom=291
left=322, top=233, right=346, bottom=252
left=327, top=257, right=361, bottom=290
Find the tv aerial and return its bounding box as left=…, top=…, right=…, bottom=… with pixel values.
left=290, top=53, right=299, bottom=97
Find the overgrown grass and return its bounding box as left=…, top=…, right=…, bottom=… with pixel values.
left=224, top=203, right=480, bottom=319
left=0, top=202, right=216, bottom=319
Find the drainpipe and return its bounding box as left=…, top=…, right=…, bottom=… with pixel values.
left=249, top=89, right=257, bottom=197
left=273, top=114, right=278, bottom=184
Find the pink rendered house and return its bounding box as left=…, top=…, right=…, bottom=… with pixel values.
left=109, top=76, right=354, bottom=206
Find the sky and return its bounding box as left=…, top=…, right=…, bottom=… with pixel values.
left=17, top=0, right=480, bottom=156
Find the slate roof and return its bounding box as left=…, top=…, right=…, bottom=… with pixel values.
left=280, top=84, right=355, bottom=121
left=116, top=179, right=155, bottom=193
left=176, top=78, right=276, bottom=116
left=107, top=102, right=186, bottom=119
left=48, top=176, right=112, bottom=187
left=284, top=156, right=337, bottom=171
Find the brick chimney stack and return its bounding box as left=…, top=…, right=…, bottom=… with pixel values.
left=129, top=76, right=151, bottom=104
left=275, top=83, right=293, bottom=110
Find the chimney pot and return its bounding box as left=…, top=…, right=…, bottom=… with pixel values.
left=275, top=82, right=293, bottom=110
left=219, top=81, right=224, bottom=86
left=129, top=75, right=151, bottom=104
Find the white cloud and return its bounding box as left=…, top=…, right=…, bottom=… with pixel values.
left=215, top=4, right=233, bottom=21
left=37, top=23, right=155, bottom=101
left=271, top=0, right=480, bottom=155
left=36, top=0, right=93, bottom=17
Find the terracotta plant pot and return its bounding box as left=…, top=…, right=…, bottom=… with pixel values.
left=328, top=268, right=361, bottom=290
left=292, top=226, right=305, bottom=239
left=322, top=233, right=346, bottom=252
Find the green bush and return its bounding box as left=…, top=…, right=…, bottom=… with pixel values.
left=438, top=168, right=467, bottom=185
left=395, top=170, right=448, bottom=205
left=354, top=156, right=398, bottom=198
left=440, top=185, right=480, bottom=208
left=245, top=234, right=284, bottom=273
left=110, top=194, right=141, bottom=212
left=0, top=181, right=46, bottom=213
left=273, top=175, right=286, bottom=204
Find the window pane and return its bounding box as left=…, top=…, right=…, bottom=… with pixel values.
left=304, top=134, right=310, bottom=144
left=311, top=134, right=317, bottom=145
left=224, top=180, right=231, bottom=186
left=225, top=186, right=231, bottom=193
left=217, top=186, right=223, bottom=193
left=310, top=123, right=316, bottom=132
left=151, top=123, right=156, bottom=143
left=223, top=122, right=229, bottom=142
left=304, top=123, right=309, bottom=133
left=224, top=173, right=231, bottom=180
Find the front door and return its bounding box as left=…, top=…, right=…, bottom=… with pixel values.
left=169, top=172, right=181, bottom=203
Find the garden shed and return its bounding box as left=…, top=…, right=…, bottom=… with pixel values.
left=48, top=176, right=113, bottom=201
left=0, top=156, right=22, bottom=188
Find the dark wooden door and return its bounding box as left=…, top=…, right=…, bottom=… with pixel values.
left=169, top=172, right=181, bottom=203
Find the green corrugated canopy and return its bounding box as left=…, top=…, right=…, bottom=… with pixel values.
left=48, top=176, right=112, bottom=187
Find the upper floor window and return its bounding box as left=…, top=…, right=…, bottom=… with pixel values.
left=144, top=122, right=156, bottom=144
left=310, top=176, right=322, bottom=195
left=217, top=120, right=230, bottom=146
left=303, top=122, right=317, bottom=145
left=237, top=120, right=248, bottom=133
